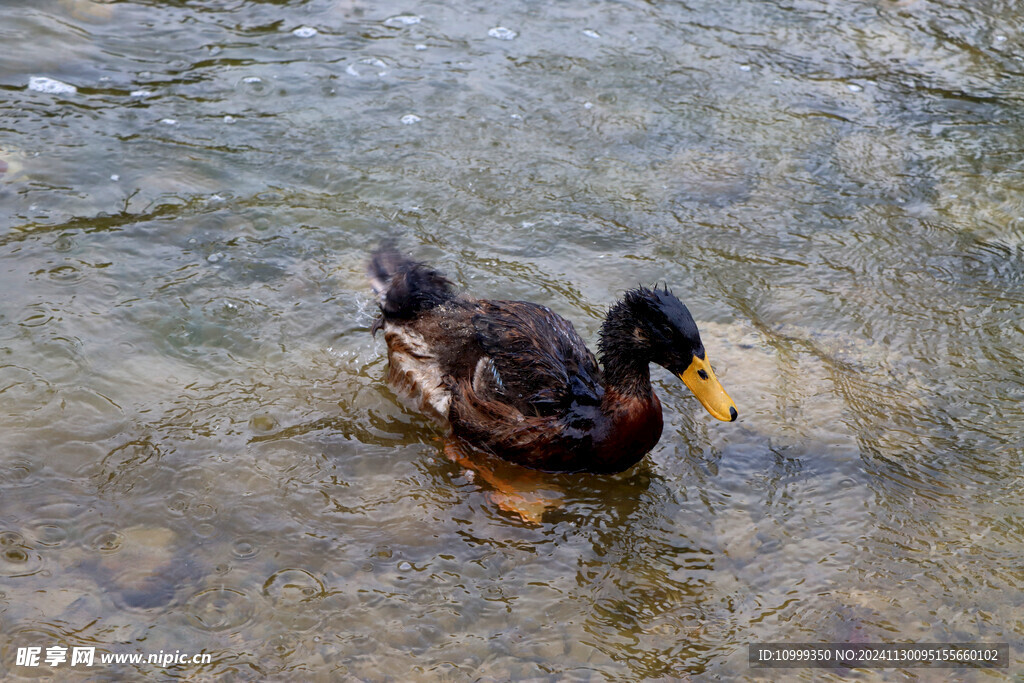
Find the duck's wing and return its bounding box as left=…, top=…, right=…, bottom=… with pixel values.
left=470, top=300, right=603, bottom=416
left=448, top=376, right=581, bottom=471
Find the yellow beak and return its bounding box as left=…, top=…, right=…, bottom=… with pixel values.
left=678, top=354, right=738, bottom=422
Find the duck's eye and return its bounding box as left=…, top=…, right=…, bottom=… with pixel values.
left=697, top=369, right=709, bottom=380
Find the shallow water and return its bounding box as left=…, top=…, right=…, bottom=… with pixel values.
left=2, top=0, right=1023, bottom=679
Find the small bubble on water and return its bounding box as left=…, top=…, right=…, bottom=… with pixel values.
left=398, top=561, right=412, bottom=572
left=488, top=26, right=517, bottom=41
left=110, top=174, right=120, bottom=181
left=249, top=414, right=278, bottom=432
left=224, top=115, right=236, bottom=124
left=160, top=118, right=178, bottom=125
left=243, top=76, right=262, bottom=83
left=739, top=64, right=752, bottom=72
left=582, top=28, right=601, bottom=39
left=847, top=83, right=863, bottom=92
left=346, top=58, right=389, bottom=78
left=292, top=26, right=318, bottom=38
left=995, top=34, right=1007, bottom=42
left=232, top=538, right=260, bottom=559
left=414, top=43, right=427, bottom=51
left=28, top=76, right=77, bottom=95
left=207, top=252, right=225, bottom=263
left=401, top=114, right=422, bottom=125
left=130, top=89, right=153, bottom=98
left=385, top=14, right=421, bottom=26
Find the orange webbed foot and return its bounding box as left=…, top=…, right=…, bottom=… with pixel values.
left=443, top=439, right=564, bottom=524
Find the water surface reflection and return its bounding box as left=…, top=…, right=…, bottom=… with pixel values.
left=1, top=0, right=1022, bottom=679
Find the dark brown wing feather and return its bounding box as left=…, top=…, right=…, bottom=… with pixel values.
left=448, top=377, right=602, bottom=472
left=471, top=301, right=603, bottom=416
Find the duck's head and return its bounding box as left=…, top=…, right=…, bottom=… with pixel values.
left=600, top=286, right=738, bottom=422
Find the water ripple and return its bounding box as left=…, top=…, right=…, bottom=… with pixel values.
left=262, top=568, right=326, bottom=606
left=0, top=531, right=45, bottom=578
left=185, top=587, right=256, bottom=632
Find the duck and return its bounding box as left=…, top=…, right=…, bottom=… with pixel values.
left=368, top=246, right=737, bottom=474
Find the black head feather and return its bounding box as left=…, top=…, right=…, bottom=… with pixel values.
left=598, top=286, right=705, bottom=395
left=368, top=247, right=455, bottom=322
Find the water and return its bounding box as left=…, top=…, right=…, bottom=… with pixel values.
left=2, top=0, right=1023, bottom=679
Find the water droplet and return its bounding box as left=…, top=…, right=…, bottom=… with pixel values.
left=292, top=26, right=318, bottom=38
left=232, top=538, right=260, bottom=559
left=488, top=26, right=517, bottom=41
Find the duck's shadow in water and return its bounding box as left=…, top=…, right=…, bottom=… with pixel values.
left=436, top=435, right=658, bottom=526
left=250, top=413, right=655, bottom=525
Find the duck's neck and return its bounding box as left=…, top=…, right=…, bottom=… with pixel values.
left=597, top=303, right=654, bottom=399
